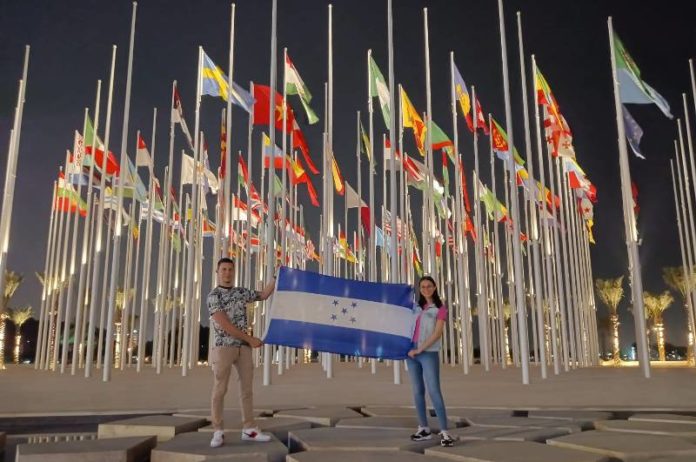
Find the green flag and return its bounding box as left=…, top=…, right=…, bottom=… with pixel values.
left=285, top=53, right=319, bottom=124
left=369, top=55, right=391, bottom=128
left=359, top=119, right=371, bottom=161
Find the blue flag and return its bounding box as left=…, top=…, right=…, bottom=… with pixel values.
left=264, top=267, right=415, bottom=359
left=622, top=105, right=645, bottom=159
left=201, top=50, right=255, bottom=113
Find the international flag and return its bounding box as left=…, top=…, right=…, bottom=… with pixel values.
left=331, top=154, right=345, bottom=196
left=491, top=118, right=525, bottom=165
left=400, top=87, right=426, bottom=156
left=264, top=266, right=415, bottom=359
left=285, top=53, right=319, bottom=124
left=136, top=134, right=152, bottom=170
left=253, top=84, right=319, bottom=174
left=172, top=82, right=194, bottom=150
left=369, top=55, right=391, bottom=128
left=201, top=49, right=255, bottom=113
left=359, top=119, right=371, bottom=162
left=612, top=32, right=672, bottom=118
left=621, top=105, right=645, bottom=159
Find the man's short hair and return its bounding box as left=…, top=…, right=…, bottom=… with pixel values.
left=217, top=257, right=235, bottom=270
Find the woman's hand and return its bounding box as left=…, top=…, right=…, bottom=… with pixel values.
left=408, top=349, right=420, bottom=358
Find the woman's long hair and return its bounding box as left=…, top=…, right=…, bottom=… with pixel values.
left=417, top=275, right=443, bottom=308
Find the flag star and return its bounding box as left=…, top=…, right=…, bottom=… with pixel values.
left=350, top=317, right=357, bottom=323
left=351, top=302, right=357, bottom=308
left=330, top=314, right=338, bottom=321
left=341, top=308, right=348, bottom=315
left=333, top=300, right=339, bottom=306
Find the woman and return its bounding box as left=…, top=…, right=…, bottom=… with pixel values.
left=407, top=275, right=455, bottom=447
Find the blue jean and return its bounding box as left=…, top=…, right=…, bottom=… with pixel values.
left=406, top=350, right=448, bottom=431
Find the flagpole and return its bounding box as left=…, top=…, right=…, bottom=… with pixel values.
left=488, top=124, right=505, bottom=367
left=496, top=0, right=530, bottom=384
left=120, top=201, right=135, bottom=369
left=262, top=0, right=279, bottom=386
left=245, top=82, right=254, bottom=288
left=531, top=56, right=560, bottom=374
left=677, top=120, right=696, bottom=343
left=49, top=161, right=70, bottom=371
left=471, top=86, right=489, bottom=372
left=608, top=17, right=650, bottom=378
left=103, top=1, right=137, bottom=381
left=222, top=3, right=236, bottom=258
left=36, top=181, right=58, bottom=369
left=136, top=107, right=157, bottom=369
left=61, top=117, right=89, bottom=373
left=671, top=158, right=696, bottom=363
left=367, top=50, right=376, bottom=286
left=357, top=111, right=363, bottom=280
left=516, top=13, right=546, bottom=378
left=278, top=47, right=289, bottom=375
left=72, top=81, right=101, bottom=373
left=0, top=45, right=30, bottom=334
left=83, top=45, right=117, bottom=377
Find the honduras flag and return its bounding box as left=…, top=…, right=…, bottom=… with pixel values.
left=264, top=267, right=415, bottom=360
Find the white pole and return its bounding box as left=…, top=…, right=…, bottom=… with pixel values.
left=35, top=182, right=57, bottom=369
left=608, top=17, right=650, bottom=378
left=85, top=45, right=117, bottom=378
left=223, top=3, right=236, bottom=258
left=103, top=1, right=137, bottom=382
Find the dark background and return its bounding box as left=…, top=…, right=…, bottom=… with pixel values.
left=1, top=0, right=694, bottom=354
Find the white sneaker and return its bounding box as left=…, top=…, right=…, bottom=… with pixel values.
left=210, top=430, right=224, bottom=448
left=241, top=427, right=272, bottom=442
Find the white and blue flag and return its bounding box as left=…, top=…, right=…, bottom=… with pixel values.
left=264, top=267, right=415, bottom=360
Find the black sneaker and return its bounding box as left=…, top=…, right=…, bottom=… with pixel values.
left=439, top=431, right=455, bottom=447
left=410, top=426, right=432, bottom=441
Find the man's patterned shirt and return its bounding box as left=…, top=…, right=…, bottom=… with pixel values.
left=207, top=286, right=260, bottom=347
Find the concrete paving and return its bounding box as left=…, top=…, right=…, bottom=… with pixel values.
left=5, top=364, right=696, bottom=415
left=14, top=435, right=156, bottom=462
left=425, top=440, right=609, bottom=462
left=287, top=449, right=445, bottom=461
left=150, top=431, right=287, bottom=462
left=97, top=415, right=208, bottom=442
left=448, top=426, right=570, bottom=442
left=464, top=415, right=586, bottom=432
left=275, top=406, right=364, bottom=426
left=173, top=408, right=267, bottom=420
left=593, top=419, right=696, bottom=437
left=288, top=427, right=439, bottom=453
left=628, top=413, right=696, bottom=425
left=527, top=410, right=614, bottom=422
left=361, top=406, right=424, bottom=417
left=336, top=416, right=458, bottom=432
left=547, top=430, right=696, bottom=460
left=197, top=416, right=312, bottom=443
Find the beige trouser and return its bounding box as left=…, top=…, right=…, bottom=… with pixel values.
left=210, top=345, right=255, bottom=430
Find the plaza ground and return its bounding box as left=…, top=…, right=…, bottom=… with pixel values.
left=2, top=361, right=695, bottom=416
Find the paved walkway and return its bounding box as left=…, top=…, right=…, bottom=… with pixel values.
left=2, top=362, right=696, bottom=416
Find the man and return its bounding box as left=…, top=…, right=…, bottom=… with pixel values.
left=208, top=257, right=276, bottom=448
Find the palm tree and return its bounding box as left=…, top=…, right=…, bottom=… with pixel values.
left=662, top=266, right=696, bottom=364
left=0, top=271, right=23, bottom=370
left=595, top=276, right=624, bottom=364
left=644, top=290, right=674, bottom=362
left=502, top=300, right=512, bottom=365
left=9, top=306, right=32, bottom=364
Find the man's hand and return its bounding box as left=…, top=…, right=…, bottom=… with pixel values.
left=407, top=349, right=420, bottom=358
left=247, top=337, right=264, bottom=348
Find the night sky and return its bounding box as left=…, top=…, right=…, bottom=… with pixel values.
left=1, top=0, right=695, bottom=352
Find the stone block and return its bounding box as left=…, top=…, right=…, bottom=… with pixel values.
left=288, top=427, right=439, bottom=453
left=594, top=419, right=696, bottom=438
left=275, top=406, right=363, bottom=426
left=361, top=406, right=423, bottom=417
left=548, top=430, right=696, bottom=460
left=629, top=413, right=696, bottom=425
left=448, top=426, right=569, bottom=442
left=336, top=416, right=456, bottom=432
left=197, top=416, right=312, bottom=443
left=150, top=431, right=287, bottom=462
left=465, top=415, right=584, bottom=432
left=98, top=415, right=207, bottom=442
left=174, top=408, right=266, bottom=420
left=527, top=410, right=614, bottom=422
left=288, top=449, right=444, bottom=461
left=15, top=435, right=155, bottom=462
left=425, top=440, right=608, bottom=462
